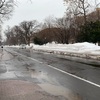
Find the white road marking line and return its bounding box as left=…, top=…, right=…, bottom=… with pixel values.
left=13, top=50, right=100, bottom=88
left=47, top=65, right=100, bottom=88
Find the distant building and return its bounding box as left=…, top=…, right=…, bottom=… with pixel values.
left=88, top=8, right=100, bottom=22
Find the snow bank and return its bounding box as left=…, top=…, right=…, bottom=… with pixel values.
left=30, top=42, right=100, bottom=60
left=30, top=42, right=100, bottom=53
left=6, top=42, right=100, bottom=60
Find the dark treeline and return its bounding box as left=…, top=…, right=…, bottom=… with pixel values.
left=1, top=0, right=100, bottom=45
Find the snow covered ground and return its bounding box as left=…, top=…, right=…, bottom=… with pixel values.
left=7, top=42, right=100, bottom=60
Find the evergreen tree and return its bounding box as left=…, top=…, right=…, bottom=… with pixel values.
left=78, top=21, right=100, bottom=44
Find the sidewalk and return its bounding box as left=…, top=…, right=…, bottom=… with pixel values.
left=0, top=80, right=66, bottom=100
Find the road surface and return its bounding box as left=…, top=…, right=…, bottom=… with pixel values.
left=0, top=47, right=100, bottom=100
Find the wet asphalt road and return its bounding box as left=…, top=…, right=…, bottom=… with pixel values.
left=0, top=47, right=100, bottom=100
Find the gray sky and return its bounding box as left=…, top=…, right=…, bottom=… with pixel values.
left=3, top=0, right=66, bottom=29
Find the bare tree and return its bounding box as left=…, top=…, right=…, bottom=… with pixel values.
left=54, top=17, right=73, bottom=44
left=4, top=20, right=40, bottom=45
left=64, top=0, right=91, bottom=24
left=43, top=16, right=56, bottom=29
left=41, top=16, right=56, bottom=42
left=19, top=20, right=40, bottom=45
left=4, top=26, right=14, bottom=45
left=0, top=0, right=14, bottom=23
left=11, top=25, right=25, bottom=45
left=95, top=0, right=100, bottom=8
left=6, top=26, right=23, bottom=45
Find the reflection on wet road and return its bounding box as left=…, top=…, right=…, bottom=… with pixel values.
left=0, top=47, right=100, bottom=100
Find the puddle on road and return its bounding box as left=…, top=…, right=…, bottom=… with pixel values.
left=27, top=68, right=82, bottom=100
left=30, top=70, right=47, bottom=79
left=38, top=83, right=82, bottom=100
left=28, top=68, right=50, bottom=83
left=27, top=68, right=59, bottom=84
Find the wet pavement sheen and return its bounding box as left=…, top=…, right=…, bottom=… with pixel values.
left=0, top=47, right=100, bottom=100
left=0, top=48, right=68, bottom=100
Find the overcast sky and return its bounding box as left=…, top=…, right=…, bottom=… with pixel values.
left=3, top=0, right=66, bottom=29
